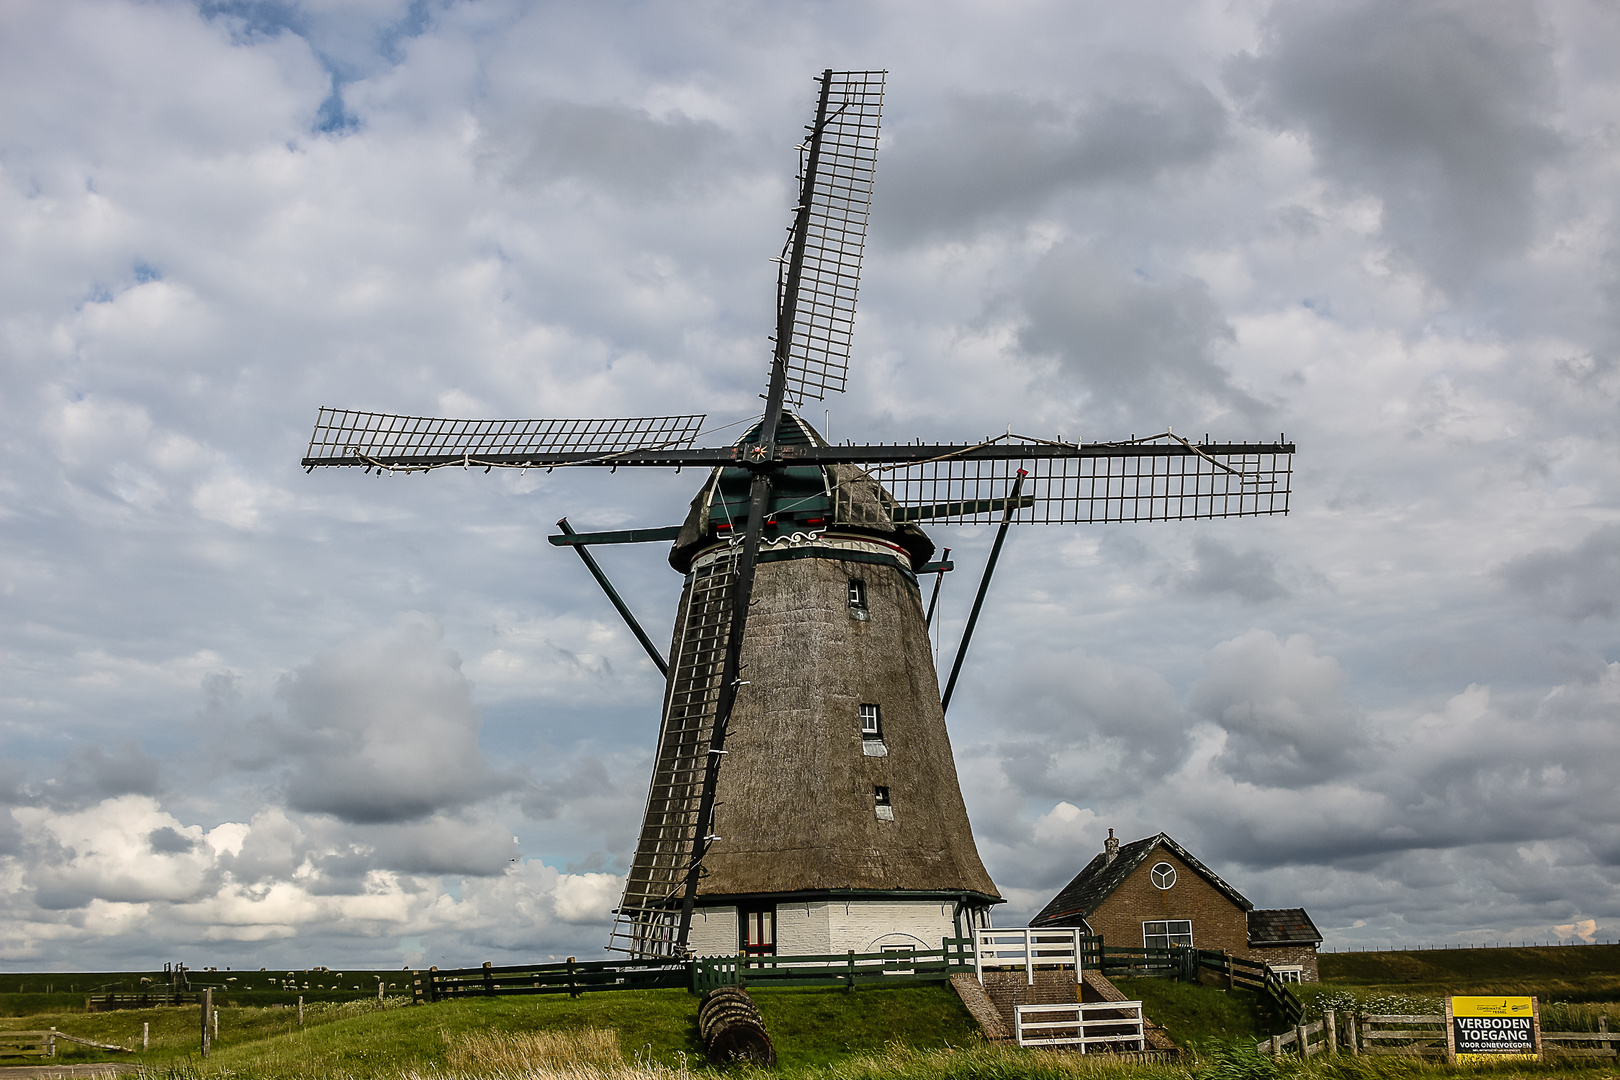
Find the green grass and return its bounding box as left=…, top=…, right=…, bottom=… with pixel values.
left=1111, top=978, right=1268, bottom=1049
left=1317, top=946, right=1620, bottom=1003
left=0, top=983, right=980, bottom=1077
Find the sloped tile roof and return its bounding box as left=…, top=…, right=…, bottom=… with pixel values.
left=1030, top=832, right=1253, bottom=927
left=1247, top=907, right=1322, bottom=946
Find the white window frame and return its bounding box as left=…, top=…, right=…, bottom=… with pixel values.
left=1269, top=964, right=1304, bottom=983
left=848, top=579, right=867, bottom=608
left=860, top=703, right=882, bottom=737
left=1149, top=862, right=1177, bottom=890
left=1142, top=920, right=1193, bottom=949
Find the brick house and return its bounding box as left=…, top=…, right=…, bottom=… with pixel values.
left=1029, top=830, right=1323, bottom=982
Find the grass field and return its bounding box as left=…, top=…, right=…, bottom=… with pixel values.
left=6, top=946, right=1620, bottom=1077
left=1317, top=945, right=1620, bottom=1002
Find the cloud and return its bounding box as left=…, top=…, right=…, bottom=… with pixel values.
left=1175, top=536, right=1290, bottom=605
left=880, top=77, right=1228, bottom=243
left=1498, top=524, right=1620, bottom=621
left=476, top=101, right=734, bottom=200
left=1014, top=241, right=1264, bottom=424
left=1191, top=630, right=1363, bottom=788
left=259, top=614, right=519, bottom=824
left=1231, top=0, right=1564, bottom=292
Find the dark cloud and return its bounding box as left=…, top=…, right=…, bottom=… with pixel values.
left=38, top=743, right=164, bottom=810
left=880, top=78, right=1228, bottom=243
left=1231, top=0, right=1564, bottom=291
left=146, top=826, right=195, bottom=854
left=1176, top=536, right=1290, bottom=605
left=1498, top=524, right=1620, bottom=620
left=1190, top=630, right=1363, bottom=788
left=263, top=614, right=519, bottom=824
left=477, top=101, right=734, bottom=199
left=1016, top=241, right=1263, bottom=422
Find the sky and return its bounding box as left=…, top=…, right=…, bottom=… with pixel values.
left=3, top=0, right=1619, bottom=971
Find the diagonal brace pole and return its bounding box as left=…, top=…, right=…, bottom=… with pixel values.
left=941, top=471, right=1026, bottom=716
left=555, top=518, right=668, bottom=678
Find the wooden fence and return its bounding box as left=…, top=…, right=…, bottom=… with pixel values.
left=86, top=992, right=202, bottom=1011
left=413, top=939, right=981, bottom=1002
left=1014, top=1000, right=1146, bottom=1051
left=1259, top=1012, right=1620, bottom=1059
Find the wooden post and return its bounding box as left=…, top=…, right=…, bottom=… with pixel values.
left=376, top=978, right=384, bottom=1006
left=142, top=1022, right=149, bottom=1051
left=847, top=949, right=857, bottom=990
left=213, top=1006, right=219, bottom=1041
left=1347, top=1012, right=1359, bottom=1056
left=1444, top=997, right=1456, bottom=1064
left=482, top=960, right=494, bottom=996
left=567, top=957, right=579, bottom=999
left=1326, top=1010, right=1336, bottom=1054
left=1223, top=949, right=1233, bottom=990
left=1599, top=1015, right=1611, bottom=1058
left=1532, top=996, right=1543, bottom=1061
left=1297, top=1022, right=1308, bottom=1057
left=48, top=1028, right=56, bottom=1058
left=297, top=994, right=304, bottom=1026
left=1271, top=1033, right=1282, bottom=1055
left=200, top=989, right=212, bottom=1058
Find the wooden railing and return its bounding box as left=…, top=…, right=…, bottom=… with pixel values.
left=1014, top=1000, right=1145, bottom=1051
left=972, top=928, right=1094, bottom=984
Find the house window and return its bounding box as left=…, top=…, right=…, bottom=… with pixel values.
left=1143, top=920, right=1193, bottom=949
left=881, top=945, right=914, bottom=975
left=740, top=906, right=776, bottom=956
left=1270, top=965, right=1304, bottom=983
left=1150, top=862, right=1177, bottom=890
left=860, top=703, right=882, bottom=738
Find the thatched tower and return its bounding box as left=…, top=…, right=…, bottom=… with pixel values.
left=613, top=412, right=1001, bottom=958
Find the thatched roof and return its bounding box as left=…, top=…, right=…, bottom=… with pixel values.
left=692, top=550, right=997, bottom=899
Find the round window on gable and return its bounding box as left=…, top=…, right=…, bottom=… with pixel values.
left=1150, top=862, right=1177, bottom=890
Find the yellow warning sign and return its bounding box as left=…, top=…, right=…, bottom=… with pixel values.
left=1449, top=997, right=1538, bottom=1062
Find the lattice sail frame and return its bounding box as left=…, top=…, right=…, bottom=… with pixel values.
left=778, top=70, right=884, bottom=405
left=849, top=437, right=1293, bottom=524
left=304, top=408, right=706, bottom=469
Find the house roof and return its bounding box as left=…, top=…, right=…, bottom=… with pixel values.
left=1247, top=908, right=1322, bottom=946
left=1030, top=832, right=1253, bottom=927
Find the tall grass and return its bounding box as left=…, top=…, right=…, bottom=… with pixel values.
left=446, top=1028, right=623, bottom=1072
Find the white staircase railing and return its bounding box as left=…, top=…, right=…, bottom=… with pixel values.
left=1014, top=1000, right=1146, bottom=1051
left=972, top=927, right=1085, bottom=985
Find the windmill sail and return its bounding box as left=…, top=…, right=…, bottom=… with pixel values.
left=777, top=70, right=884, bottom=405
left=302, top=408, right=705, bottom=470
left=849, top=435, right=1294, bottom=524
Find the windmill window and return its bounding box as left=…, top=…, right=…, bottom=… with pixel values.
left=848, top=579, right=868, bottom=619
left=873, top=785, right=891, bottom=805
left=1143, top=920, right=1193, bottom=950
left=860, top=704, right=882, bottom=738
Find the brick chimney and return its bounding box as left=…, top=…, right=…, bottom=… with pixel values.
left=1104, top=828, right=1119, bottom=865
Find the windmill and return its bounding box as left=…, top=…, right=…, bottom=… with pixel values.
left=301, top=70, right=1294, bottom=960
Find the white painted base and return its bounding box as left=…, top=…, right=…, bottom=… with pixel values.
left=688, top=898, right=989, bottom=958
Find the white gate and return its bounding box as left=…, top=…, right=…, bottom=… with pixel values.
left=1014, top=1000, right=1146, bottom=1051
left=972, top=927, right=1085, bottom=985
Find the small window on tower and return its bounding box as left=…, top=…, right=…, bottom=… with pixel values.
left=860, top=704, right=882, bottom=738
left=873, top=786, right=890, bottom=805
left=848, top=579, right=868, bottom=619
